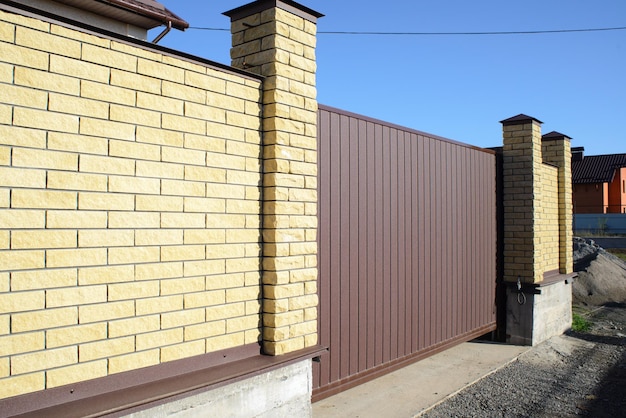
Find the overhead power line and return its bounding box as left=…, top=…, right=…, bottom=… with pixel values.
left=188, top=26, right=626, bottom=36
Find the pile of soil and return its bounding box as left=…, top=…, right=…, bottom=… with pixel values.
left=573, top=237, right=626, bottom=306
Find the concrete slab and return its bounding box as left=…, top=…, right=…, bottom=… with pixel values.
left=312, top=341, right=529, bottom=418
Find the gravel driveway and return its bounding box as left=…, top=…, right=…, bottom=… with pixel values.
left=420, top=304, right=626, bottom=417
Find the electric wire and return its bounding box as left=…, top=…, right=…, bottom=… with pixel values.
left=188, top=26, right=626, bottom=36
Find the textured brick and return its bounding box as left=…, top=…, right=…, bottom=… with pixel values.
left=79, top=265, right=134, bottom=285
left=108, top=281, right=160, bottom=301
left=50, top=55, right=110, bottom=83
left=11, top=346, right=77, bottom=375
left=13, top=147, right=78, bottom=171
left=0, top=372, right=44, bottom=399
left=160, top=339, right=205, bottom=362
left=136, top=160, right=183, bottom=179
left=183, top=229, right=225, bottom=245
left=11, top=268, right=77, bottom=291
left=46, top=210, right=107, bottom=228
left=0, top=209, right=45, bottom=228
left=15, top=66, right=79, bottom=95
left=0, top=43, right=49, bottom=70
left=48, top=132, right=108, bottom=155
left=47, top=248, right=107, bottom=268
left=11, top=230, right=77, bottom=250
left=108, top=175, right=161, bottom=195
left=80, top=117, right=136, bottom=141
left=109, top=315, right=160, bottom=338
left=79, top=301, right=134, bottom=323
left=136, top=91, right=183, bottom=115
left=137, top=59, right=184, bottom=83
left=79, top=337, right=135, bottom=363
left=11, top=189, right=76, bottom=210
left=163, top=80, right=205, bottom=103
left=46, top=323, right=107, bottom=348
left=47, top=171, right=107, bottom=192
left=78, top=192, right=134, bottom=211
left=161, top=276, right=205, bottom=296
left=82, top=44, right=137, bottom=72
left=183, top=259, right=225, bottom=278
left=136, top=126, right=184, bottom=147
left=0, top=331, right=44, bottom=356
left=14, top=107, right=79, bottom=133
left=0, top=83, right=48, bottom=109
left=0, top=126, right=46, bottom=149
left=46, top=285, right=107, bottom=308
left=135, top=261, right=182, bottom=282
left=161, top=212, right=205, bottom=229
left=108, top=246, right=160, bottom=265
left=183, top=290, right=225, bottom=309
left=110, top=104, right=161, bottom=127
left=78, top=229, right=134, bottom=248
left=163, top=147, right=207, bottom=168
left=46, top=360, right=107, bottom=389
left=185, top=71, right=226, bottom=93
left=135, top=195, right=183, bottom=212
left=136, top=229, right=183, bottom=246
left=0, top=250, right=45, bottom=271
left=183, top=197, right=225, bottom=213
left=111, top=69, right=161, bottom=94
left=109, top=211, right=160, bottom=229
left=205, top=333, right=244, bottom=353
left=80, top=80, right=136, bottom=107
left=108, top=140, right=160, bottom=162
left=136, top=328, right=182, bottom=351
left=162, top=114, right=206, bottom=135
left=12, top=307, right=77, bottom=333
left=136, top=295, right=183, bottom=316
left=184, top=320, right=224, bottom=341
left=16, top=26, right=80, bottom=58
left=108, top=349, right=160, bottom=374
left=161, top=308, right=205, bottom=329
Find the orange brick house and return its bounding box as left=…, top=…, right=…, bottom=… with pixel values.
left=571, top=146, right=626, bottom=214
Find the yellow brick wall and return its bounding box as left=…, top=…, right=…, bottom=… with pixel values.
left=537, top=165, right=560, bottom=274
left=0, top=9, right=266, bottom=399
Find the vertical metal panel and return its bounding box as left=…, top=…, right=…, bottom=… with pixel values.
left=314, top=105, right=497, bottom=400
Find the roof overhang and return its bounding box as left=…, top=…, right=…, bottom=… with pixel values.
left=53, top=0, right=188, bottom=30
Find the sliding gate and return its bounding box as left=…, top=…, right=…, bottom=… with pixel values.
left=314, top=105, right=497, bottom=400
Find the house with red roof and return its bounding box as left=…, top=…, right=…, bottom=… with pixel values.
left=572, top=147, right=626, bottom=214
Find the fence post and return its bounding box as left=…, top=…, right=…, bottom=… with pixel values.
left=541, top=131, right=574, bottom=274
left=225, top=1, right=323, bottom=355
left=500, top=115, right=574, bottom=345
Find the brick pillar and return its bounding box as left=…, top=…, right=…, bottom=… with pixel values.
left=542, top=131, right=574, bottom=274
left=501, top=114, right=544, bottom=284
left=224, top=1, right=323, bottom=355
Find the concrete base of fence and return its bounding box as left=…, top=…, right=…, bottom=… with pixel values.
left=505, top=278, right=573, bottom=346
left=122, top=360, right=313, bottom=418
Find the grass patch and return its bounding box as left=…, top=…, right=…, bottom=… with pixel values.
left=605, top=248, right=626, bottom=262
left=572, top=313, right=592, bottom=332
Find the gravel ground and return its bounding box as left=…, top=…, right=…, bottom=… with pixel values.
left=420, top=304, right=626, bottom=417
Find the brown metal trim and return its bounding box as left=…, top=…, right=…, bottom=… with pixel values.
left=224, top=0, right=324, bottom=23
left=0, top=1, right=263, bottom=82
left=318, top=104, right=496, bottom=156
left=312, top=323, right=496, bottom=403
left=2, top=344, right=327, bottom=418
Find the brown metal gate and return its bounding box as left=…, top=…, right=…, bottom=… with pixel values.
left=314, top=105, right=497, bottom=400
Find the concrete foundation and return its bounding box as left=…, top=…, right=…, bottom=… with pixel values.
left=123, top=360, right=313, bottom=418
left=506, top=280, right=573, bottom=346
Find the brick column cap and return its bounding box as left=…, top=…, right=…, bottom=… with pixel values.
left=500, top=114, right=543, bottom=126
left=224, top=0, right=324, bottom=22
left=542, top=131, right=572, bottom=141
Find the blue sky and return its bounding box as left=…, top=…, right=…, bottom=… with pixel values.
left=153, top=1, right=625, bottom=156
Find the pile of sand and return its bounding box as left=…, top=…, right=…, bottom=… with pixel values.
left=573, top=237, right=626, bottom=306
